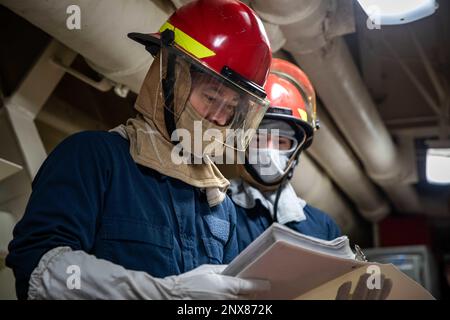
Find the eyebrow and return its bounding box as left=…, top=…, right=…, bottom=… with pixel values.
left=203, top=87, right=240, bottom=104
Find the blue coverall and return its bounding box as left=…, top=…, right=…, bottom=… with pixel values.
left=6, top=131, right=238, bottom=299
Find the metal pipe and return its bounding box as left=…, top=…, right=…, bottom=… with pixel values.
left=51, top=58, right=113, bottom=92
left=291, top=154, right=359, bottom=236
left=2, top=0, right=174, bottom=94
left=252, top=0, right=422, bottom=214
left=294, top=39, right=422, bottom=213
left=307, top=109, right=390, bottom=222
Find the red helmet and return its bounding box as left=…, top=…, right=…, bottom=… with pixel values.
left=264, top=58, right=319, bottom=149
left=128, top=0, right=272, bottom=151
left=129, top=0, right=271, bottom=98
left=240, top=58, right=319, bottom=190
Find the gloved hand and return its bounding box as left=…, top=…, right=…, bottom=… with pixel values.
left=162, top=264, right=270, bottom=300
left=28, top=247, right=270, bottom=300
left=335, top=273, right=393, bottom=300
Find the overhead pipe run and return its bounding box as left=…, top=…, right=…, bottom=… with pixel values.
left=251, top=0, right=422, bottom=214
left=2, top=0, right=174, bottom=94
left=251, top=0, right=331, bottom=53
left=290, top=39, right=402, bottom=183
left=291, top=154, right=359, bottom=237
left=306, top=109, right=390, bottom=222
left=290, top=38, right=422, bottom=213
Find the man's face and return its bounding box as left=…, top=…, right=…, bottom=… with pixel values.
left=189, top=73, right=240, bottom=126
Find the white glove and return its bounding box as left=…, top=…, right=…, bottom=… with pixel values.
left=28, top=247, right=270, bottom=300
left=164, top=264, right=270, bottom=300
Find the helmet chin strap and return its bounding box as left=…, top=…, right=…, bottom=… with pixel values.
left=273, top=170, right=291, bottom=223
left=160, top=29, right=178, bottom=145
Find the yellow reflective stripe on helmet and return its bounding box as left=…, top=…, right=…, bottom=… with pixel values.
left=298, top=108, right=308, bottom=122
left=159, top=22, right=216, bottom=59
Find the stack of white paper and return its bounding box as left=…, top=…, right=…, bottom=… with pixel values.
left=223, top=223, right=434, bottom=300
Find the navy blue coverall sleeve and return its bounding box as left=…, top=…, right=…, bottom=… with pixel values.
left=6, top=132, right=110, bottom=299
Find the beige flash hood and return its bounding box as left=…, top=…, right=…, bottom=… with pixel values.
left=111, top=54, right=230, bottom=207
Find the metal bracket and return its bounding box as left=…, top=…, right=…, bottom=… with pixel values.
left=50, top=58, right=113, bottom=92
left=50, top=58, right=130, bottom=98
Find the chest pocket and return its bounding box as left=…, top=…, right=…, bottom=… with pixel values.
left=96, top=218, right=175, bottom=277
left=201, top=215, right=230, bottom=264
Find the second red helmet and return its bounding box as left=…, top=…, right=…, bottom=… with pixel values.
left=264, top=58, right=319, bottom=149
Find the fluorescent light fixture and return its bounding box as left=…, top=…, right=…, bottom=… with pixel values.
left=357, top=0, right=437, bottom=25
left=426, top=148, right=450, bottom=185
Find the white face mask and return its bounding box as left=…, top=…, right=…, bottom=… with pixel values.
left=249, top=148, right=290, bottom=184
